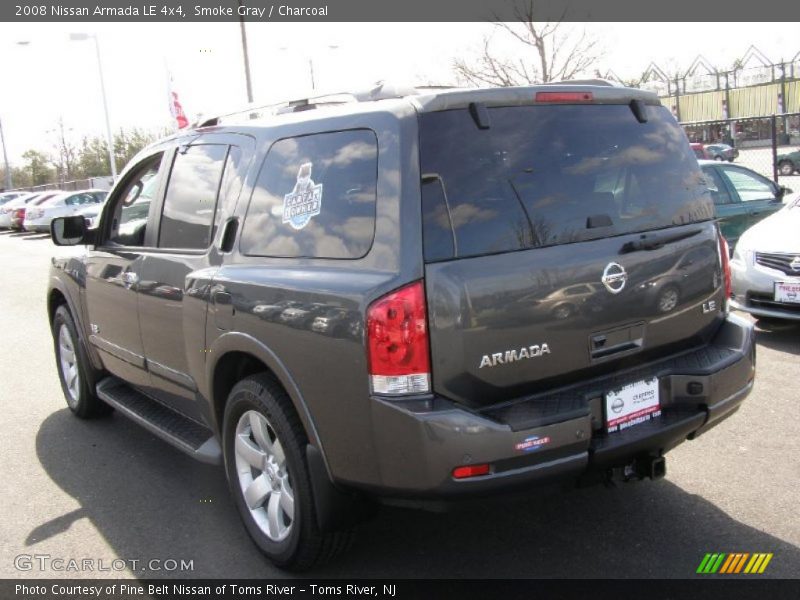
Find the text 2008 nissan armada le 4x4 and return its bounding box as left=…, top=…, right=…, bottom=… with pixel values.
left=48, top=82, right=755, bottom=570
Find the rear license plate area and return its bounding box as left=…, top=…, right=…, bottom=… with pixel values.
left=605, top=377, right=661, bottom=434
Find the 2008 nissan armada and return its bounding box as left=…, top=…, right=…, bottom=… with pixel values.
left=47, top=82, right=756, bottom=569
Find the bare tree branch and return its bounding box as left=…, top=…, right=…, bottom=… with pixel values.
left=452, top=0, right=603, bottom=87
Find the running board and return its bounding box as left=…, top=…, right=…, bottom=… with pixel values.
left=96, top=377, right=222, bottom=465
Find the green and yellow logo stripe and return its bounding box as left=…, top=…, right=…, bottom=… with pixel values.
left=696, top=552, right=773, bottom=574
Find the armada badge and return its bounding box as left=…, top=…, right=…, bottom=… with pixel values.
left=479, top=344, right=551, bottom=369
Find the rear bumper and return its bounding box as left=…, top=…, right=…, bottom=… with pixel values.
left=364, top=313, right=755, bottom=498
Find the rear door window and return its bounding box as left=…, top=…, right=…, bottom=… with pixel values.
left=240, top=129, right=378, bottom=259
left=158, top=144, right=228, bottom=250
left=419, top=104, right=714, bottom=261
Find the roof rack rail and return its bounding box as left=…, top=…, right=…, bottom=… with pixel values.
left=194, top=80, right=443, bottom=128
left=195, top=91, right=359, bottom=127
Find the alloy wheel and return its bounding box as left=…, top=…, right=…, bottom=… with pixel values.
left=234, top=410, right=295, bottom=542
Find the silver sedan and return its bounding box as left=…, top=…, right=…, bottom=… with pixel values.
left=730, top=194, right=800, bottom=320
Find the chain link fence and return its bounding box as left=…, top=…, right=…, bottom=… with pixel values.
left=680, top=112, right=800, bottom=184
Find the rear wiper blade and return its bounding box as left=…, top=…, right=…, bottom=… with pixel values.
left=620, top=228, right=702, bottom=253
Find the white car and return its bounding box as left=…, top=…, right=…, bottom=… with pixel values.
left=730, top=194, right=800, bottom=321
left=22, top=189, right=107, bottom=232
left=0, top=192, right=58, bottom=229
left=0, top=191, right=28, bottom=204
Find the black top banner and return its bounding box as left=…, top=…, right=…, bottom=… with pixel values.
left=4, top=0, right=800, bottom=22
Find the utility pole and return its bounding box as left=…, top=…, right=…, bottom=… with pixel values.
left=236, top=0, right=254, bottom=103
left=0, top=117, right=11, bottom=190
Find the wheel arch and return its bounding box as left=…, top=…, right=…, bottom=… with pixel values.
left=206, top=332, right=331, bottom=477
left=47, top=287, right=69, bottom=327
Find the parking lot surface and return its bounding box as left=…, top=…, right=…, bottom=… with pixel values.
left=0, top=230, right=798, bottom=579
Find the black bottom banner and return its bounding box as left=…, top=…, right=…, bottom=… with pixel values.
left=3, top=579, right=799, bottom=600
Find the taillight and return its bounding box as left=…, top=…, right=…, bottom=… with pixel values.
left=366, top=280, right=431, bottom=395
left=535, top=91, right=593, bottom=103
left=719, top=234, right=732, bottom=305
left=14, top=208, right=25, bottom=218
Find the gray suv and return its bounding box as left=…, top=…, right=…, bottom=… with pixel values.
left=47, top=82, right=756, bottom=570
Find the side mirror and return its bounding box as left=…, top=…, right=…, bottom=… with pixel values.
left=775, top=185, right=794, bottom=200
left=51, top=216, right=94, bottom=246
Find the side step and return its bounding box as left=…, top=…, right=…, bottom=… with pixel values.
left=96, top=377, right=222, bottom=465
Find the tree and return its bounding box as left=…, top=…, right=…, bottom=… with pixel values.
left=453, top=1, right=602, bottom=87
left=113, top=128, right=159, bottom=170
left=21, top=150, right=53, bottom=186
left=75, top=135, right=111, bottom=179
left=51, top=117, right=78, bottom=184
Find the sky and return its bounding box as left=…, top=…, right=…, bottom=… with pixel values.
left=0, top=21, right=798, bottom=166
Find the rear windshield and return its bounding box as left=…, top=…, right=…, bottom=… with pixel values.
left=420, top=104, right=714, bottom=262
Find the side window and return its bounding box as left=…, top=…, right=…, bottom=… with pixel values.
left=720, top=167, right=777, bottom=202
left=702, top=167, right=734, bottom=205
left=65, top=195, right=80, bottom=206
left=158, top=144, right=229, bottom=250
left=106, top=154, right=163, bottom=247
left=240, top=129, right=378, bottom=259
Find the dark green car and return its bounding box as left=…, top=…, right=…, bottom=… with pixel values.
left=700, top=160, right=787, bottom=247
left=777, top=148, right=800, bottom=176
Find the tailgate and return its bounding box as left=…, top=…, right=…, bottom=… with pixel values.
left=425, top=222, right=723, bottom=407
left=418, top=99, right=722, bottom=408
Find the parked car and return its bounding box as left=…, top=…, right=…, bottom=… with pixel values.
left=0, top=191, right=28, bottom=204
left=0, top=193, right=44, bottom=229
left=75, top=201, right=107, bottom=229
left=703, top=143, right=738, bottom=162
left=23, top=190, right=107, bottom=232
left=730, top=194, right=800, bottom=320
left=7, top=192, right=62, bottom=230
left=699, top=160, right=786, bottom=248
left=47, top=82, right=755, bottom=570
left=777, top=148, right=800, bottom=176
left=689, top=142, right=706, bottom=159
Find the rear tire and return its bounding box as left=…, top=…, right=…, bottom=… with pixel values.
left=52, top=305, right=111, bottom=418
left=778, top=161, right=795, bottom=176
left=223, top=373, right=354, bottom=571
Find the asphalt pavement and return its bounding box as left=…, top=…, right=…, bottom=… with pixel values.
left=0, top=230, right=798, bottom=579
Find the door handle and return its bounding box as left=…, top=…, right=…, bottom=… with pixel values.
left=122, top=271, right=139, bottom=288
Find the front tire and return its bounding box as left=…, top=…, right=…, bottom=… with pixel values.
left=223, top=374, right=353, bottom=570
left=778, top=161, right=795, bottom=176
left=52, top=305, right=110, bottom=418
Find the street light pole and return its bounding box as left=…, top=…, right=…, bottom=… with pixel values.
left=70, top=33, right=117, bottom=180
left=0, top=117, right=12, bottom=189
left=279, top=45, right=338, bottom=93
left=236, top=0, right=254, bottom=103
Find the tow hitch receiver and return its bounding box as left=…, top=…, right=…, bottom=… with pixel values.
left=619, top=455, right=666, bottom=482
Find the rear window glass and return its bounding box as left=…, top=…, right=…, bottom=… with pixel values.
left=419, top=104, right=714, bottom=261
left=240, top=129, right=377, bottom=259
